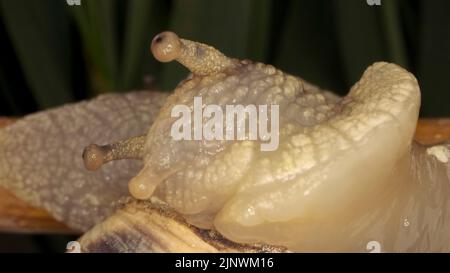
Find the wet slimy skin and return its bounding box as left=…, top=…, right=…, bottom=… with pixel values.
left=1, top=32, right=449, bottom=252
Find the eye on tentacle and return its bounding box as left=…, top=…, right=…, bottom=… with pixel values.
left=82, top=134, right=179, bottom=201
left=82, top=135, right=169, bottom=200
left=150, top=31, right=237, bottom=76
left=82, top=135, right=146, bottom=171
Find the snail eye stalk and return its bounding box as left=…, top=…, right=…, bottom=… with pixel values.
left=151, top=31, right=237, bottom=76
left=82, top=135, right=146, bottom=171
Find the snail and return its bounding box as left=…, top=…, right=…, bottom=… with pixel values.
left=1, top=31, right=449, bottom=252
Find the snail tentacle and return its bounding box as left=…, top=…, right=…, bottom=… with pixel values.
left=151, top=31, right=237, bottom=76
left=83, top=135, right=146, bottom=171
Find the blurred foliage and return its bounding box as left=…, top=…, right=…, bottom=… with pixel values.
left=0, top=0, right=449, bottom=117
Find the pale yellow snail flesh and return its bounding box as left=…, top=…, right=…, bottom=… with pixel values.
left=1, top=31, right=449, bottom=252
left=81, top=32, right=450, bottom=252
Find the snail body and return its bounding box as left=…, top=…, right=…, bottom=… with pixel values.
left=1, top=32, right=449, bottom=252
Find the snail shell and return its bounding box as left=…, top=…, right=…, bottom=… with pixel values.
left=78, top=198, right=287, bottom=253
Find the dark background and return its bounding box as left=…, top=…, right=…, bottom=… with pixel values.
left=0, top=0, right=449, bottom=252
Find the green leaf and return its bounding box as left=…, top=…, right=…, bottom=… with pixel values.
left=0, top=68, right=20, bottom=115
left=0, top=0, right=74, bottom=108
left=333, top=0, right=387, bottom=88
left=121, top=0, right=168, bottom=90
left=417, top=0, right=450, bottom=117
left=245, top=0, right=273, bottom=62
left=70, top=0, right=119, bottom=93
left=380, top=0, right=408, bottom=68
left=274, top=0, right=347, bottom=93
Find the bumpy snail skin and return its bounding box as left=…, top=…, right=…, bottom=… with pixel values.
left=1, top=31, right=450, bottom=252
left=151, top=31, right=236, bottom=76
left=0, top=92, right=168, bottom=231
left=83, top=135, right=146, bottom=171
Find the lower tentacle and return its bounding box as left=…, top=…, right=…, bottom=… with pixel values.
left=83, top=135, right=146, bottom=171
